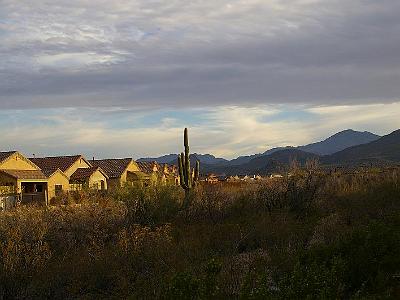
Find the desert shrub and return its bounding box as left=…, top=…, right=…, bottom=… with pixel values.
left=239, top=221, right=400, bottom=299
left=305, top=220, right=400, bottom=298
left=111, top=184, right=182, bottom=225
left=278, top=257, right=347, bottom=299
left=0, top=167, right=399, bottom=299
left=164, top=258, right=222, bottom=299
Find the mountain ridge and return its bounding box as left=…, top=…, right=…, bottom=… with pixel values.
left=298, top=129, right=380, bottom=155
left=138, top=129, right=380, bottom=165
left=322, top=129, right=400, bottom=165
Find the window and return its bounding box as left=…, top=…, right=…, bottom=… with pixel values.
left=55, top=185, right=62, bottom=196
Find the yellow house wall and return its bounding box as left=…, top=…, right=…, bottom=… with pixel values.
left=160, top=174, right=167, bottom=185
left=47, top=171, right=70, bottom=199
left=64, top=158, right=91, bottom=178
left=89, top=170, right=108, bottom=190
left=118, top=161, right=141, bottom=187
left=105, top=161, right=141, bottom=190
left=150, top=173, right=159, bottom=185
left=0, top=153, right=38, bottom=170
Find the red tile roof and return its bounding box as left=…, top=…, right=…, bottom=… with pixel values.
left=40, top=168, right=67, bottom=178
left=0, top=169, right=47, bottom=180
left=30, top=155, right=89, bottom=173
left=91, top=158, right=133, bottom=178
left=137, top=161, right=158, bottom=174
left=70, top=167, right=108, bottom=182
left=0, top=151, right=17, bottom=163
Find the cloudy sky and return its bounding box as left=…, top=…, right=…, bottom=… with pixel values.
left=1, top=0, right=399, bottom=159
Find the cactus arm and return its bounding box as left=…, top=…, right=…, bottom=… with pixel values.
left=194, top=160, right=200, bottom=182
left=178, top=153, right=185, bottom=188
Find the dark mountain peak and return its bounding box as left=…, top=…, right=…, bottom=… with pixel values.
left=338, top=129, right=359, bottom=134
left=298, top=129, right=380, bottom=155
left=329, top=129, right=379, bottom=139
left=323, top=129, right=400, bottom=165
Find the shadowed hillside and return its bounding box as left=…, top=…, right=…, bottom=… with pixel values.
left=298, top=129, right=380, bottom=155
left=323, top=129, right=400, bottom=165
left=230, top=148, right=320, bottom=175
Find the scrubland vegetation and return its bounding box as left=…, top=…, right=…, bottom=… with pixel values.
left=0, top=168, right=399, bottom=299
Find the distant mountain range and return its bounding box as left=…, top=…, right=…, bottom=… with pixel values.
left=138, top=129, right=400, bottom=175
left=202, top=129, right=380, bottom=166
left=138, top=153, right=228, bottom=165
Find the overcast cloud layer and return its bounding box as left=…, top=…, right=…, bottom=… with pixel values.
left=1, top=1, right=400, bottom=158
left=1, top=0, right=400, bottom=108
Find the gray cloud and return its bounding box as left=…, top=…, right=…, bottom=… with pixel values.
left=1, top=0, right=400, bottom=109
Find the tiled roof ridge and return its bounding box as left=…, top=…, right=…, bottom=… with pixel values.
left=70, top=166, right=98, bottom=180
left=30, top=155, right=90, bottom=172
left=137, top=161, right=158, bottom=174
left=0, top=151, right=18, bottom=163
left=93, top=157, right=132, bottom=161
left=91, top=158, right=133, bottom=178
left=40, top=168, right=69, bottom=179
left=36, top=154, right=82, bottom=158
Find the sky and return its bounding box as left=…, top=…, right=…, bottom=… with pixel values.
left=1, top=0, right=400, bottom=159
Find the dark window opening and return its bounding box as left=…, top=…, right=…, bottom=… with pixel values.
left=36, top=184, right=43, bottom=193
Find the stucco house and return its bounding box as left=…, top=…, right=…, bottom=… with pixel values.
left=0, top=151, right=49, bottom=208
left=159, top=164, right=180, bottom=185
left=31, top=155, right=108, bottom=193
left=69, top=167, right=108, bottom=191
left=30, top=155, right=92, bottom=197
left=91, top=158, right=143, bottom=189
left=136, top=161, right=160, bottom=185
left=40, top=168, right=70, bottom=199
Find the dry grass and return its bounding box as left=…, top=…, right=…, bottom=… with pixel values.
left=0, top=168, right=399, bottom=299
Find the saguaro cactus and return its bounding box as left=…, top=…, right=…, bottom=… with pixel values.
left=178, top=128, right=200, bottom=207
